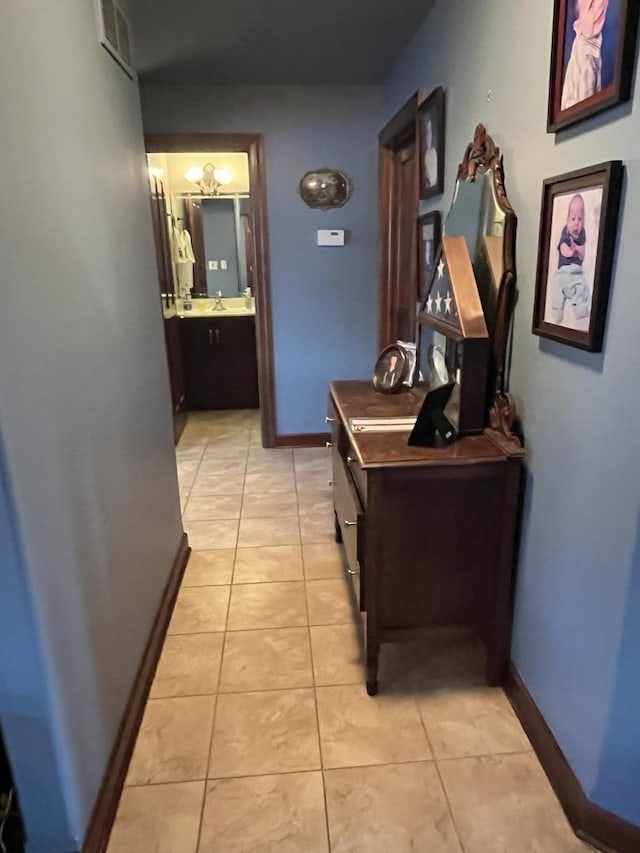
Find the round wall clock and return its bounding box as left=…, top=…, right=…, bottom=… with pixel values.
left=373, top=344, right=409, bottom=393
left=299, top=168, right=352, bottom=209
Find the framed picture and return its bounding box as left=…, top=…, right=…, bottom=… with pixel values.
left=532, top=161, right=623, bottom=351
left=547, top=0, right=639, bottom=132
left=417, top=210, right=442, bottom=301
left=418, top=87, right=445, bottom=199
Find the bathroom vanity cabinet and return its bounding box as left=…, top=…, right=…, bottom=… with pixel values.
left=328, top=380, right=524, bottom=695
left=179, top=316, right=259, bottom=410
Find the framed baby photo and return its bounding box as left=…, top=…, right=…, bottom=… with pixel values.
left=547, top=0, right=640, bottom=132
left=418, top=87, right=445, bottom=199
left=417, top=211, right=442, bottom=301
left=532, top=161, right=623, bottom=351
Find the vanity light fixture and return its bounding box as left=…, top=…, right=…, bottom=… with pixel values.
left=185, top=163, right=233, bottom=195
left=147, top=166, right=165, bottom=182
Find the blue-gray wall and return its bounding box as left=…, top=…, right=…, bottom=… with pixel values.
left=386, top=0, right=640, bottom=826
left=0, top=1, right=183, bottom=849
left=141, top=85, right=382, bottom=434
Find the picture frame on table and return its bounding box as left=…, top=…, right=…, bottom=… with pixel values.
left=417, top=210, right=442, bottom=302
left=418, top=87, right=445, bottom=199
left=547, top=0, right=639, bottom=132
left=532, top=160, right=623, bottom=352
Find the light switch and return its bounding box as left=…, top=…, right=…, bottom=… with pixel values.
left=208, top=260, right=218, bottom=271
left=220, top=260, right=228, bottom=270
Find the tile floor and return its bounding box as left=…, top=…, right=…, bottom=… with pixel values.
left=108, top=410, right=593, bottom=853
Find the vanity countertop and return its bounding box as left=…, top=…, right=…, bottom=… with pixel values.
left=163, top=297, right=255, bottom=319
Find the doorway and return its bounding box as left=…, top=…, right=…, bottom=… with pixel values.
left=145, top=133, right=276, bottom=448
left=377, top=91, right=422, bottom=348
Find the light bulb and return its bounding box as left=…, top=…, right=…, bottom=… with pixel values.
left=213, top=167, right=233, bottom=185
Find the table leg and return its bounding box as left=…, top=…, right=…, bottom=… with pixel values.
left=366, top=640, right=379, bottom=696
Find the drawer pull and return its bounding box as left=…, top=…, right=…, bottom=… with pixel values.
left=325, top=441, right=333, bottom=448
left=347, top=567, right=360, bottom=576
left=344, top=520, right=357, bottom=527
left=325, top=416, right=336, bottom=423
left=328, top=479, right=333, bottom=485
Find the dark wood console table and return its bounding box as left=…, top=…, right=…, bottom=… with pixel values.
left=328, top=380, right=525, bottom=695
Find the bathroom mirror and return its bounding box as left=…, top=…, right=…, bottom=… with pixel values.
left=176, top=194, right=252, bottom=298
left=442, top=124, right=517, bottom=397
left=146, top=151, right=254, bottom=300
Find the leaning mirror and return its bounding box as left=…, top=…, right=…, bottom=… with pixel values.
left=416, top=124, right=518, bottom=434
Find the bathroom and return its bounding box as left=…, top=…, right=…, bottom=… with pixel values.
left=147, top=150, right=260, bottom=439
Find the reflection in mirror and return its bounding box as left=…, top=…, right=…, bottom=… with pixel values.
left=445, top=166, right=506, bottom=336
left=146, top=151, right=253, bottom=301
left=441, top=124, right=516, bottom=396
left=175, top=195, right=250, bottom=297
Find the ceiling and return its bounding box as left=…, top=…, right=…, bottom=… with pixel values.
left=130, top=0, right=436, bottom=85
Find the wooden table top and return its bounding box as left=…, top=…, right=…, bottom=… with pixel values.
left=329, top=380, right=523, bottom=469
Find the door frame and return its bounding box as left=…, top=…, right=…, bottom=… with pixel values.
left=145, top=132, right=276, bottom=448
left=377, top=90, right=423, bottom=348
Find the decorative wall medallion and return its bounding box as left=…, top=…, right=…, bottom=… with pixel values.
left=299, top=169, right=353, bottom=209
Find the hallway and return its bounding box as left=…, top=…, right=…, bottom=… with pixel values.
left=108, top=411, right=591, bottom=852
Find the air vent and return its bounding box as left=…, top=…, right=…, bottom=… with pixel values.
left=97, top=0, right=135, bottom=79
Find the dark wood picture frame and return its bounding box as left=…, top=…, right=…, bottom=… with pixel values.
left=418, top=87, right=445, bottom=199
left=532, top=161, right=623, bottom=352
left=417, top=210, right=442, bottom=302
left=547, top=0, right=640, bottom=132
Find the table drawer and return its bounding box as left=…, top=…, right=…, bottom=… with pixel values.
left=345, top=442, right=367, bottom=507
left=332, top=450, right=365, bottom=608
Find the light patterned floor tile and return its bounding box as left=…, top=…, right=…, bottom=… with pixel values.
left=182, top=550, right=234, bottom=587
left=310, top=623, right=364, bottom=685
left=126, top=696, right=215, bottom=784
left=306, top=578, right=353, bottom=625
left=316, top=684, right=431, bottom=769
left=182, top=494, right=242, bottom=521
left=237, top=516, right=300, bottom=547
left=107, top=781, right=204, bottom=853
left=302, top=542, right=344, bottom=579
left=438, top=753, right=591, bottom=852
left=209, top=689, right=320, bottom=777
left=218, top=627, right=312, bottom=692
left=168, top=586, right=230, bottom=635
left=299, top=513, right=335, bottom=544
left=227, top=581, right=308, bottom=630
left=241, top=492, right=298, bottom=518
left=199, top=772, right=328, bottom=853
left=233, top=545, right=304, bottom=583
left=150, top=633, right=223, bottom=698
left=184, top=519, right=238, bottom=550
left=416, top=685, right=531, bottom=759
left=324, top=763, right=462, bottom=853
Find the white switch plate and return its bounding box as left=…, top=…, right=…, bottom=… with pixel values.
left=220, top=259, right=228, bottom=270
left=208, top=260, right=218, bottom=270
left=317, top=229, right=345, bottom=246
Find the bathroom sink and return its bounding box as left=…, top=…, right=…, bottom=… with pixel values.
left=178, top=297, right=255, bottom=317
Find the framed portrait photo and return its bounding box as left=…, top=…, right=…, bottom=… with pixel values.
left=547, top=0, right=640, bottom=132
left=532, top=161, right=623, bottom=352
left=418, top=87, right=445, bottom=199
left=417, top=210, right=442, bottom=302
